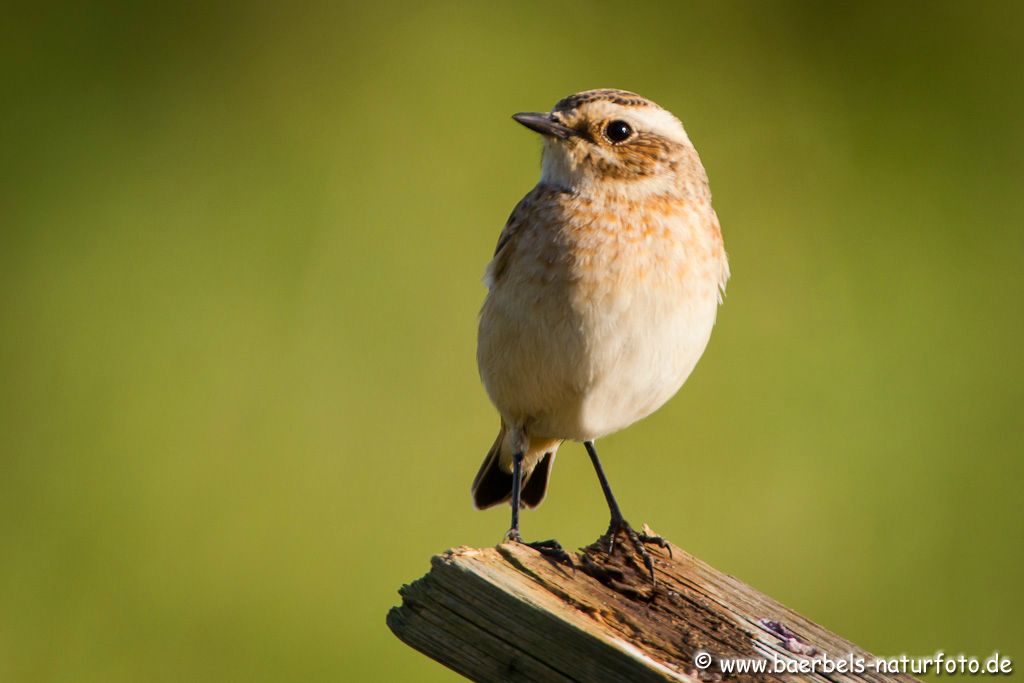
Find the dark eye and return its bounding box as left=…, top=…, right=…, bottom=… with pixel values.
left=604, top=120, right=633, bottom=143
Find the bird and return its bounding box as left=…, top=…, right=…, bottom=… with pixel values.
left=471, top=89, right=729, bottom=578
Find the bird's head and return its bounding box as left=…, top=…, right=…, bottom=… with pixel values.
left=513, top=89, right=702, bottom=197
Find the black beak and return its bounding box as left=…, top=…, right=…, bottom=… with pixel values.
left=512, top=112, right=578, bottom=140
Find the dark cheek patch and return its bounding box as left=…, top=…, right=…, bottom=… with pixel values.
left=590, top=134, right=673, bottom=179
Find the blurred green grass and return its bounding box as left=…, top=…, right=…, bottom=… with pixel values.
left=1, top=2, right=1022, bottom=681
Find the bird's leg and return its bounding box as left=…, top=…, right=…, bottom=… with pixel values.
left=504, top=450, right=573, bottom=567
left=584, top=440, right=671, bottom=582
left=505, top=450, right=525, bottom=542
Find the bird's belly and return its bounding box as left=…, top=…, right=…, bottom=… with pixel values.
left=533, top=288, right=718, bottom=441
left=478, top=207, right=727, bottom=445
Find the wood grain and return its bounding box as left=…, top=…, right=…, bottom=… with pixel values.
left=388, top=531, right=919, bottom=682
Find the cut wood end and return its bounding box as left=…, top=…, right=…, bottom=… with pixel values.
left=389, top=532, right=919, bottom=683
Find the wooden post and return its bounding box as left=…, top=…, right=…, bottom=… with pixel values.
left=387, top=530, right=919, bottom=682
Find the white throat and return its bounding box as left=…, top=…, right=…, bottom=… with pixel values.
left=539, top=141, right=679, bottom=198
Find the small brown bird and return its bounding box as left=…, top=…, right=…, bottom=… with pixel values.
left=471, top=89, right=729, bottom=575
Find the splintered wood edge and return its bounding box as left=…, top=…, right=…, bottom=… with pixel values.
left=387, top=539, right=919, bottom=683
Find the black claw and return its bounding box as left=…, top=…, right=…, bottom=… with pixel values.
left=605, top=518, right=671, bottom=584
left=637, top=532, right=672, bottom=559
left=525, top=539, right=575, bottom=570
left=506, top=533, right=575, bottom=571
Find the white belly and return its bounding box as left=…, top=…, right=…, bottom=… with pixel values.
left=479, top=273, right=720, bottom=443
left=537, top=286, right=718, bottom=440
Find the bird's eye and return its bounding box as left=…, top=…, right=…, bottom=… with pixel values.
left=604, top=120, right=633, bottom=143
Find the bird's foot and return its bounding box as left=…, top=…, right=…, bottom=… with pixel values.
left=603, top=518, right=672, bottom=583
left=505, top=529, right=575, bottom=569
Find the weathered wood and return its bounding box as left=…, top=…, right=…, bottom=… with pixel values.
left=387, top=530, right=919, bottom=682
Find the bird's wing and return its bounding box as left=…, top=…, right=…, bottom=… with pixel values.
left=483, top=194, right=532, bottom=289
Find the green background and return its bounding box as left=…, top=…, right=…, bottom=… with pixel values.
left=3, top=2, right=1022, bottom=681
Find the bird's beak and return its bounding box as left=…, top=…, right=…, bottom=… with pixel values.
left=512, top=112, right=578, bottom=140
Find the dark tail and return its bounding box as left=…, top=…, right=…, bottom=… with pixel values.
left=471, top=426, right=556, bottom=510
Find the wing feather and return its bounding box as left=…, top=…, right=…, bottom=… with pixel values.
left=483, top=194, right=532, bottom=289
